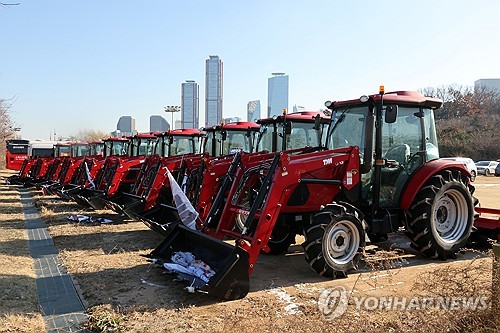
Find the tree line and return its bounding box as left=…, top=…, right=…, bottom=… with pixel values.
left=421, top=85, right=500, bottom=161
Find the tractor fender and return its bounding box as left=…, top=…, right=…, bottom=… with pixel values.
left=399, top=159, right=471, bottom=211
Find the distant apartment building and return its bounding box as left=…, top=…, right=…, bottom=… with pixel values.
left=113, top=116, right=137, bottom=137
left=247, top=100, right=261, bottom=121
left=149, top=115, right=169, bottom=132
left=205, top=55, right=223, bottom=126
left=181, top=80, right=200, bottom=129
left=474, top=79, right=500, bottom=93
left=267, top=73, right=289, bottom=117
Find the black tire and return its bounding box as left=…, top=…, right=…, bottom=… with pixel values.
left=303, top=203, right=365, bottom=277
left=267, top=231, right=296, bottom=255
left=485, top=169, right=492, bottom=177
left=407, top=170, right=474, bottom=259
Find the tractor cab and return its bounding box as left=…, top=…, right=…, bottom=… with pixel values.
left=202, top=121, right=260, bottom=157
left=128, top=133, right=158, bottom=157
left=54, top=142, right=71, bottom=157
left=70, top=142, right=91, bottom=157
left=89, top=140, right=105, bottom=157
left=155, top=129, right=205, bottom=157
left=325, top=89, right=442, bottom=208
left=256, top=111, right=330, bottom=152
left=103, top=137, right=129, bottom=157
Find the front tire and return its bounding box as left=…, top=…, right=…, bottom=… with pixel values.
left=485, top=169, right=492, bottom=177
left=303, top=203, right=365, bottom=277
left=407, top=170, right=474, bottom=259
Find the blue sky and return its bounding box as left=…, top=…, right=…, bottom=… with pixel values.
left=1, top=1, right=500, bottom=140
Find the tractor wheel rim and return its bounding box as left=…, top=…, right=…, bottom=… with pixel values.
left=433, top=188, right=468, bottom=243
left=324, top=220, right=360, bottom=266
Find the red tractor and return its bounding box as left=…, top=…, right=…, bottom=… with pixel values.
left=150, top=88, right=478, bottom=300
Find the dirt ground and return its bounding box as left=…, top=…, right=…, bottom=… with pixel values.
left=0, top=171, right=499, bottom=332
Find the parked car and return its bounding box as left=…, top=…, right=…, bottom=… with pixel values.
left=441, top=157, right=477, bottom=181
left=475, top=160, right=499, bottom=176
left=495, top=162, right=500, bottom=176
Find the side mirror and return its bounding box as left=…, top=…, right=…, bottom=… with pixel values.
left=385, top=105, right=398, bottom=123
left=284, top=121, right=292, bottom=134
left=313, top=114, right=321, bottom=130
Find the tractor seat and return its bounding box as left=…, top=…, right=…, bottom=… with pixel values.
left=384, top=144, right=410, bottom=166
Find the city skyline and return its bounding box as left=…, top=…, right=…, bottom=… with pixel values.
left=2, top=2, right=500, bottom=140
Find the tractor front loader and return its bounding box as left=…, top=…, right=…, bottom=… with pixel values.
left=149, top=88, right=480, bottom=300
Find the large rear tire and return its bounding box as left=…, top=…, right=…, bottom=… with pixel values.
left=407, top=170, right=474, bottom=259
left=303, top=203, right=365, bottom=277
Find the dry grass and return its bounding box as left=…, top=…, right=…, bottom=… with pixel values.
left=0, top=183, right=45, bottom=332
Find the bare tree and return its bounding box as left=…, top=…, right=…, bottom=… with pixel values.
left=67, top=129, right=110, bottom=142
left=0, top=99, right=18, bottom=168
left=421, top=85, right=500, bottom=160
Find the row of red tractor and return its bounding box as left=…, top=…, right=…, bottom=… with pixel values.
left=7, top=88, right=500, bottom=300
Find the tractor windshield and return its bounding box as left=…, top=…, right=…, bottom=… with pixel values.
left=71, top=144, right=89, bottom=157
left=204, top=130, right=256, bottom=156
left=105, top=140, right=127, bottom=156
left=169, top=136, right=201, bottom=156
left=257, top=121, right=325, bottom=152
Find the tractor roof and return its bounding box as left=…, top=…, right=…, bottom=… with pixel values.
left=333, top=91, right=443, bottom=109
left=168, top=128, right=206, bottom=137
left=203, top=121, right=260, bottom=131
left=257, top=111, right=329, bottom=124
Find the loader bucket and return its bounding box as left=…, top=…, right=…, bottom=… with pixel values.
left=127, top=204, right=181, bottom=235
left=150, top=224, right=250, bottom=300
left=103, top=193, right=145, bottom=216
left=73, top=189, right=107, bottom=210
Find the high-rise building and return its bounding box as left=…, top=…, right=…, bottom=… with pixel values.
left=181, top=80, right=199, bottom=129
left=475, top=79, right=500, bottom=93
left=113, top=116, right=137, bottom=136
left=247, top=100, right=261, bottom=121
left=267, top=73, right=289, bottom=117
left=117, top=116, right=136, bottom=133
left=149, top=115, right=169, bottom=132
left=205, top=55, right=223, bottom=126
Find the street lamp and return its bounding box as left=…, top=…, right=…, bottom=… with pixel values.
left=164, top=105, right=180, bottom=130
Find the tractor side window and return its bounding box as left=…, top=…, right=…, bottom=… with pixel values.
left=256, top=124, right=273, bottom=152
left=422, top=108, right=439, bottom=161
left=327, top=108, right=366, bottom=152
left=287, top=122, right=320, bottom=150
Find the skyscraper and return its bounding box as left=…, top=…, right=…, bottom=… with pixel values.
left=247, top=100, right=261, bottom=121
left=267, top=73, right=289, bottom=117
left=149, top=115, right=169, bottom=132
left=205, top=55, right=223, bottom=126
left=117, top=116, right=136, bottom=132
left=181, top=80, right=199, bottom=129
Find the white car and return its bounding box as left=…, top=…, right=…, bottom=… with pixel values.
left=475, top=160, right=499, bottom=177
left=442, top=157, right=477, bottom=181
